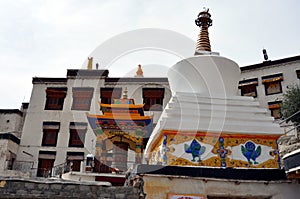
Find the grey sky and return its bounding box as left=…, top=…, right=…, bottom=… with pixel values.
left=0, top=0, right=299, bottom=108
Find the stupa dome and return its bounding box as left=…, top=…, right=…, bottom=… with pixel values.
left=168, top=55, right=240, bottom=97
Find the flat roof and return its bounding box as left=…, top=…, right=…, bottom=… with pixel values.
left=105, top=77, right=168, bottom=83
left=32, top=77, right=67, bottom=84
left=32, top=76, right=169, bottom=84
left=67, top=69, right=109, bottom=78
left=0, top=109, right=22, bottom=116
left=241, top=55, right=300, bottom=71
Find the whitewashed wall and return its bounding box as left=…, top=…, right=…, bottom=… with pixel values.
left=0, top=112, right=23, bottom=134
left=240, top=60, right=300, bottom=109
left=17, top=78, right=104, bottom=175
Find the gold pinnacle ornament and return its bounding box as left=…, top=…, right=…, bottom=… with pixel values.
left=195, top=8, right=212, bottom=54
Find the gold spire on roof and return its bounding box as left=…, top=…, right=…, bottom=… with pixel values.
left=122, top=87, right=128, bottom=99
left=195, top=8, right=212, bottom=54
left=87, top=57, right=93, bottom=70
left=135, top=64, right=144, bottom=77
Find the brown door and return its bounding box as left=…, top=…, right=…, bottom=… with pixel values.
left=37, top=159, right=54, bottom=177
left=72, top=160, right=81, bottom=171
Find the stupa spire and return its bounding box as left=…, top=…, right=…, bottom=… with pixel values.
left=195, top=8, right=212, bottom=54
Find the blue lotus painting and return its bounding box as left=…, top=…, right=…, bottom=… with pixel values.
left=241, top=141, right=262, bottom=164
left=184, top=139, right=206, bottom=162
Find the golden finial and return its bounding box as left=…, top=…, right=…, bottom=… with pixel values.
left=195, top=8, right=212, bottom=54
left=135, top=64, right=144, bottom=77
left=87, top=57, right=93, bottom=70
left=122, top=87, right=128, bottom=99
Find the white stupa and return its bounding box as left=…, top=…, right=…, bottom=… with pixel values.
left=144, top=9, right=283, bottom=169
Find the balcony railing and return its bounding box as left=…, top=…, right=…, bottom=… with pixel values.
left=52, top=162, right=70, bottom=177
left=12, top=161, right=34, bottom=172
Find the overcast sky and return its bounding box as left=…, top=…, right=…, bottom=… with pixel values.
left=0, top=0, right=299, bottom=109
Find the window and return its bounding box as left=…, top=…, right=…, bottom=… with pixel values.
left=268, top=101, right=282, bottom=119
left=262, top=73, right=283, bottom=95
left=45, top=87, right=67, bottom=110
left=71, top=87, right=94, bottom=111
left=238, top=78, right=258, bottom=97
left=6, top=152, right=16, bottom=170
left=143, top=88, right=165, bottom=111
left=100, top=87, right=122, bottom=104
left=296, top=70, right=300, bottom=79
left=42, top=122, right=60, bottom=146
left=69, top=122, right=87, bottom=148
left=37, top=151, right=56, bottom=177
left=67, top=152, right=84, bottom=172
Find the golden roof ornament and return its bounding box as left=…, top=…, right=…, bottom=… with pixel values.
left=195, top=8, right=212, bottom=54
left=87, top=57, right=93, bottom=70
left=135, top=64, right=144, bottom=77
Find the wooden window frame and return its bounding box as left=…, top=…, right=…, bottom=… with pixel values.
left=268, top=101, right=282, bottom=119
left=143, top=88, right=165, bottom=111
left=37, top=151, right=56, bottom=177
left=45, top=88, right=67, bottom=110
left=240, top=85, right=258, bottom=97
left=66, top=152, right=84, bottom=172
left=68, top=123, right=87, bottom=148
left=42, top=129, right=58, bottom=146
left=262, top=74, right=283, bottom=96
left=264, top=81, right=283, bottom=95
left=71, top=87, right=94, bottom=111
left=238, top=78, right=258, bottom=98
left=100, top=87, right=122, bottom=104
left=42, top=122, right=60, bottom=147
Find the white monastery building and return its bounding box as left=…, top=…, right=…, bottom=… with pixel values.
left=16, top=68, right=171, bottom=177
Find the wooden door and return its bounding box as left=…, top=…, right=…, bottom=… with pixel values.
left=37, top=159, right=54, bottom=177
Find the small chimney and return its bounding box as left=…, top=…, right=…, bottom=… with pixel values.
left=262, top=49, right=269, bottom=61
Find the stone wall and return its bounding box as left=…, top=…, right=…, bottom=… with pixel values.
left=0, top=177, right=139, bottom=199
left=142, top=174, right=300, bottom=199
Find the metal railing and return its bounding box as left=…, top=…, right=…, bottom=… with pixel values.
left=51, top=162, right=70, bottom=177
left=278, top=110, right=300, bottom=137
left=279, top=110, right=300, bottom=125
